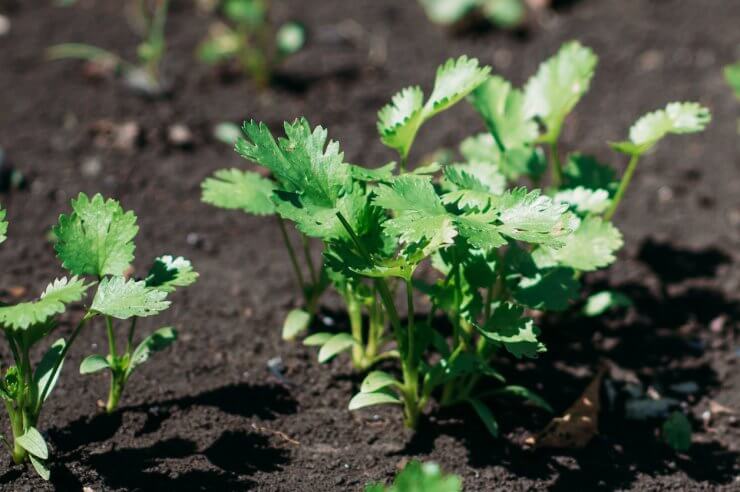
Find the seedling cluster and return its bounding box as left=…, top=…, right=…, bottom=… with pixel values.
left=202, top=41, right=710, bottom=432
left=0, top=194, right=195, bottom=479
left=420, top=0, right=526, bottom=30
left=48, top=0, right=304, bottom=93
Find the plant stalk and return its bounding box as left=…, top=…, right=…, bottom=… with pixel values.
left=276, top=216, right=307, bottom=298
left=604, top=153, right=640, bottom=221
left=549, top=140, right=563, bottom=188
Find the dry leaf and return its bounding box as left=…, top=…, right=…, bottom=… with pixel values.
left=534, top=366, right=605, bottom=449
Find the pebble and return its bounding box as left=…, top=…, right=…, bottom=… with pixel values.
left=168, top=124, right=194, bottom=148
left=0, top=15, right=9, bottom=37
left=81, top=156, right=102, bottom=177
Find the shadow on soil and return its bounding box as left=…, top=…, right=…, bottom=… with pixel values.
left=49, top=382, right=296, bottom=490
left=399, top=240, right=738, bottom=490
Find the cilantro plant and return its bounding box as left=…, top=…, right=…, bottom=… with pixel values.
left=0, top=205, right=92, bottom=479
left=420, top=0, right=526, bottom=30
left=198, top=0, right=305, bottom=88
left=54, top=193, right=197, bottom=413
left=203, top=42, right=709, bottom=434
left=725, top=61, right=740, bottom=100
left=48, top=0, right=171, bottom=96
left=365, top=461, right=462, bottom=492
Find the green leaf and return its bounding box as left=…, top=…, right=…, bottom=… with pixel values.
left=477, top=302, right=545, bottom=358
left=663, top=411, right=692, bottom=452
left=611, top=102, right=711, bottom=156
left=0, top=207, right=6, bottom=244
left=128, top=326, right=177, bottom=375
left=318, top=333, right=357, bottom=363
left=303, top=332, right=333, bottom=346
left=459, top=133, right=545, bottom=181
left=533, top=216, right=623, bottom=272
left=725, top=62, right=740, bottom=99
left=378, top=56, right=489, bottom=158
left=482, top=0, right=525, bottom=28
left=348, top=387, right=402, bottom=410
left=79, top=354, right=111, bottom=374
left=377, top=86, right=425, bottom=159
left=469, top=75, right=538, bottom=152
left=511, top=267, right=579, bottom=312
left=33, top=339, right=66, bottom=402
left=0, top=277, right=89, bottom=331
left=441, top=163, right=506, bottom=206
left=554, top=186, right=611, bottom=215
left=492, top=188, right=577, bottom=247
left=276, top=22, right=305, bottom=56
left=201, top=169, right=276, bottom=215
left=16, top=427, right=48, bottom=459
left=282, top=309, right=311, bottom=340
left=524, top=41, right=597, bottom=141
left=223, top=0, right=265, bottom=25
left=349, top=162, right=397, bottom=182
left=425, top=55, right=491, bottom=118
left=374, top=175, right=458, bottom=254
left=145, top=255, right=199, bottom=293
left=582, top=290, right=632, bottom=317
left=236, top=119, right=363, bottom=239
left=563, top=153, right=617, bottom=192
left=486, top=385, right=553, bottom=412
left=54, top=193, right=138, bottom=277
left=419, top=0, right=475, bottom=24
left=365, top=460, right=462, bottom=492
left=92, top=276, right=170, bottom=319
left=213, top=122, right=242, bottom=145
left=29, top=453, right=50, bottom=481
left=360, top=371, right=400, bottom=393
left=468, top=398, right=499, bottom=437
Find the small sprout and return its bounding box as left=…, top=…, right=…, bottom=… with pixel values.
left=48, top=0, right=171, bottom=96
left=197, top=0, right=305, bottom=88
left=419, top=0, right=525, bottom=30
left=365, top=460, right=462, bottom=492
left=54, top=193, right=197, bottom=413
left=663, top=411, right=692, bottom=452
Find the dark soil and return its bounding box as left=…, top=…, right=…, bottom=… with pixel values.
left=1, top=0, right=739, bottom=490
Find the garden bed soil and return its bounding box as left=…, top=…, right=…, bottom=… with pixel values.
left=0, top=0, right=739, bottom=490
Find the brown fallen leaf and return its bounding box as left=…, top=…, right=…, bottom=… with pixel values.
left=7, top=286, right=27, bottom=299
left=709, top=400, right=735, bottom=416
left=534, top=366, right=606, bottom=449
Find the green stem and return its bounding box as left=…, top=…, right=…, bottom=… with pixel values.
left=346, top=286, right=365, bottom=370
left=604, top=153, right=640, bottom=221
left=549, top=140, right=563, bottom=188
left=401, top=278, right=419, bottom=429
left=6, top=404, right=26, bottom=464
left=301, top=235, right=318, bottom=286
left=126, top=317, right=138, bottom=355
left=277, top=216, right=307, bottom=298
left=105, top=316, right=117, bottom=360
left=106, top=374, right=124, bottom=413
left=37, top=313, right=93, bottom=410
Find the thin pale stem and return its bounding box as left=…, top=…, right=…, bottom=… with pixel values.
left=604, top=153, right=640, bottom=221
left=301, top=235, right=318, bottom=286
left=37, top=312, right=93, bottom=410
left=126, top=318, right=138, bottom=355
left=105, top=316, right=117, bottom=360
left=276, top=216, right=307, bottom=296
left=549, top=140, right=563, bottom=189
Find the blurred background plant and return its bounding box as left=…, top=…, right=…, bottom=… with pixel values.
left=197, top=0, right=305, bottom=88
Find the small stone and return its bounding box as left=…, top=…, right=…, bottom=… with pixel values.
left=639, top=50, right=664, bottom=71
left=710, top=315, right=727, bottom=333
left=81, top=156, right=102, bottom=177
left=658, top=186, right=674, bottom=203
left=168, top=124, right=194, bottom=148
left=0, top=15, right=10, bottom=36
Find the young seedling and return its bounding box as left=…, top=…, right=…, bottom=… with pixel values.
left=0, top=205, right=93, bottom=479
left=48, top=0, right=171, bottom=96
left=205, top=43, right=708, bottom=435
left=420, top=0, right=526, bottom=30
left=198, top=0, right=305, bottom=88
left=725, top=61, right=740, bottom=100
left=202, top=56, right=490, bottom=373
left=54, top=193, right=197, bottom=413
left=365, top=460, right=462, bottom=492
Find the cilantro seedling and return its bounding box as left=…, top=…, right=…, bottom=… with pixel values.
left=365, top=460, right=462, bottom=492
left=198, top=0, right=305, bottom=88
left=48, top=0, right=171, bottom=96
left=203, top=44, right=709, bottom=435
left=0, top=205, right=92, bottom=479
left=420, top=0, right=526, bottom=30
left=54, top=193, right=197, bottom=413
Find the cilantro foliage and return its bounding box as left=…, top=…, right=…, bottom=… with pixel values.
left=365, top=460, right=462, bottom=492
left=201, top=43, right=709, bottom=438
